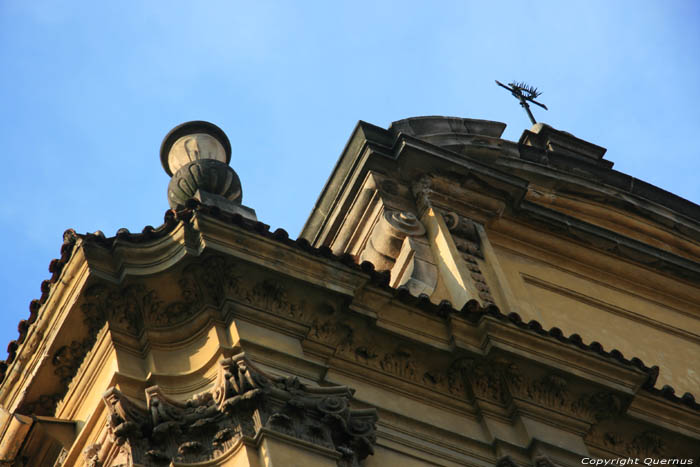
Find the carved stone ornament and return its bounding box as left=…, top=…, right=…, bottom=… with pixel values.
left=41, top=255, right=310, bottom=417
left=585, top=427, right=671, bottom=459
left=79, top=256, right=304, bottom=335
left=160, top=121, right=244, bottom=210
left=411, top=175, right=434, bottom=213
left=446, top=357, right=521, bottom=403
left=534, top=456, right=557, bottom=467
left=360, top=209, right=426, bottom=270
left=626, top=430, right=666, bottom=457
left=496, top=455, right=518, bottom=467
left=358, top=209, right=438, bottom=296
left=307, top=319, right=628, bottom=426
left=571, top=391, right=623, bottom=422
left=442, top=211, right=495, bottom=304
left=92, top=353, right=377, bottom=466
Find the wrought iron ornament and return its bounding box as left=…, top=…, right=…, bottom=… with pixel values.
left=495, top=80, right=548, bottom=125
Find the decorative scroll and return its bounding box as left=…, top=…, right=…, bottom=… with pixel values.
left=443, top=211, right=495, bottom=305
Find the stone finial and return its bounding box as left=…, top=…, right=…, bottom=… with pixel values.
left=160, top=121, right=232, bottom=177
left=160, top=121, right=256, bottom=219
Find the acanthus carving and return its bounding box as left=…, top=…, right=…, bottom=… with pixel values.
left=520, top=374, right=569, bottom=411
left=53, top=340, right=92, bottom=384
left=379, top=348, right=417, bottom=381
left=448, top=358, right=520, bottom=403
left=245, top=279, right=306, bottom=321
left=310, top=311, right=354, bottom=349
left=92, top=354, right=377, bottom=466
left=83, top=443, right=101, bottom=467
left=626, top=430, right=666, bottom=457
left=44, top=255, right=308, bottom=415
left=309, top=319, right=629, bottom=429
left=311, top=318, right=423, bottom=386
left=80, top=255, right=306, bottom=333
left=81, top=284, right=154, bottom=335
left=571, top=391, right=623, bottom=422
left=503, top=372, right=625, bottom=424
left=585, top=427, right=668, bottom=458
left=496, top=455, right=518, bottom=467
left=145, top=255, right=240, bottom=327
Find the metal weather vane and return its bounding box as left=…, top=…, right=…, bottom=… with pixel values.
left=495, top=80, right=548, bottom=125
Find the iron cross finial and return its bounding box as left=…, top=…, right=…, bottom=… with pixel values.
left=495, top=80, right=548, bottom=125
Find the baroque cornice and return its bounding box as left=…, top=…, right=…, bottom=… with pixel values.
left=307, top=308, right=628, bottom=428
left=2, top=202, right=698, bottom=431
left=304, top=120, right=700, bottom=284
left=86, top=353, right=377, bottom=466
left=418, top=169, right=700, bottom=285
left=400, top=123, right=700, bottom=244
left=584, top=423, right=700, bottom=461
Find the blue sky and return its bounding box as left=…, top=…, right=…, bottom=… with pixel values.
left=1, top=1, right=699, bottom=358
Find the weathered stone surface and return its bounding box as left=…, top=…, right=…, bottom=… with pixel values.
left=160, top=121, right=232, bottom=177
left=167, top=133, right=229, bottom=175
left=3, top=117, right=700, bottom=467
left=168, top=159, right=242, bottom=209
left=94, top=354, right=377, bottom=466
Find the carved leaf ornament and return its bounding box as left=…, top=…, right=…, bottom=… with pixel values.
left=89, top=353, right=377, bottom=466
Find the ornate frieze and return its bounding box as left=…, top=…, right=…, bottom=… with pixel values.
left=586, top=427, right=670, bottom=458
left=627, top=431, right=665, bottom=457
left=310, top=318, right=424, bottom=386
left=517, top=374, right=570, bottom=411
left=78, top=255, right=307, bottom=336
left=40, top=255, right=310, bottom=417
left=571, top=391, right=623, bottom=422
left=307, top=318, right=631, bottom=431
left=90, top=354, right=376, bottom=466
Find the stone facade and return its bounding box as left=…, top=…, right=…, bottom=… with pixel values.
left=1, top=117, right=699, bottom=466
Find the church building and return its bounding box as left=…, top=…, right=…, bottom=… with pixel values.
left=1, top=116, right=698, bottom=466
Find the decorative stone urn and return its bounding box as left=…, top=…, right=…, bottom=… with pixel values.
left=160, top=121, right=255, bottom=219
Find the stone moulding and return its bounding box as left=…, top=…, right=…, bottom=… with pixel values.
left=34, top=253, right=311, bottom=418
left=76, top=255, right=306, bottom=339
left=88, top=353, right=377, bottom=467
left=585, top=426, right=671, bottom=459
left=7, top=203, right=691, bottom=412
left=5, top=203, right=699, bottom=464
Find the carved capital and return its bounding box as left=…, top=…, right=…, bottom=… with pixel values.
left=94, top=354, right=377, bottom=466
